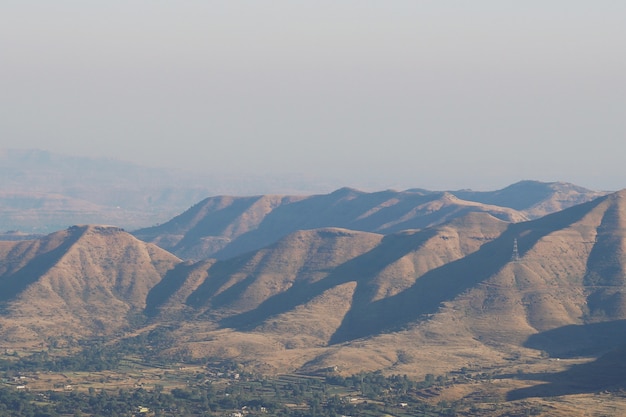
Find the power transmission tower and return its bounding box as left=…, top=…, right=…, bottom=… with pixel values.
left=511, top=238, right=520, bottom=262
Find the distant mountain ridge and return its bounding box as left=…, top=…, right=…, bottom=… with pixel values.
left=0, top=148, right=342, bottom=233
left=134, top=181, right=606, bottom=260
left=0, top=149, right=217, bottom=233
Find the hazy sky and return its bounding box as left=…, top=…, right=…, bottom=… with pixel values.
left=2, top=1, right=625, bottom=192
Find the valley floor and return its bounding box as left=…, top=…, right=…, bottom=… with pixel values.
left=2, top=350, right=625, bottom=417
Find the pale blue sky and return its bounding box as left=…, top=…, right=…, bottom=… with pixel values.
left=1, top=1, right=625, bottom=192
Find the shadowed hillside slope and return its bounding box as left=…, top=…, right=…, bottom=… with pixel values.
left=508, top=339, right=626, bottom=400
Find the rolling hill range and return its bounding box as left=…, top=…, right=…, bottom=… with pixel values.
left=2, top=189, right=626, bottom=384
left=134, top=181, right=606, bottom=261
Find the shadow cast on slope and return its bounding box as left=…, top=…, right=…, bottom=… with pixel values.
left=184, top=252, right=259, bottom=309
left=329, top=196, right=607, bottom=344
left=507, top=343, right=626, bottom=400
left=218, top=228, right=440, bottom=330
left=212, top=190, right=444, bottom=260
left=583, top=199, right=626, bottom=318
left=216, top=195, right=604, bottom=343
left=524, top=320, right=626, bottom=358
left=144, top=261, right=201, bottom=317
left=172, top=196, right=263, bottom=254
left=345, top=192, right=466, bottom=233
left=0, top=227, right=86, bottom=306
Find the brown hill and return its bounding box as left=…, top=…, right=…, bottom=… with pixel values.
left=143, top=211, right=512, bottom=372
left=134, top=188, right=527, bottom=261
left=0, top=225, right=181, bottom=347
left=2, top=190, right=626, bottom=381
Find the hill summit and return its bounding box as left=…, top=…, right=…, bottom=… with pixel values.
left=0, top=225, right=180, bottom=347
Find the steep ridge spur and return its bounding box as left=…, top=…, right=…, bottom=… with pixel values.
left=0, top=225, right=181, bottom=347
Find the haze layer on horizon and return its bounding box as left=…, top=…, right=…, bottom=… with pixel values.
left=1, top=1, right=625, bottom=192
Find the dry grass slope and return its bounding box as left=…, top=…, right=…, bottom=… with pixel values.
left=0, top=225, right=180, bottom=347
